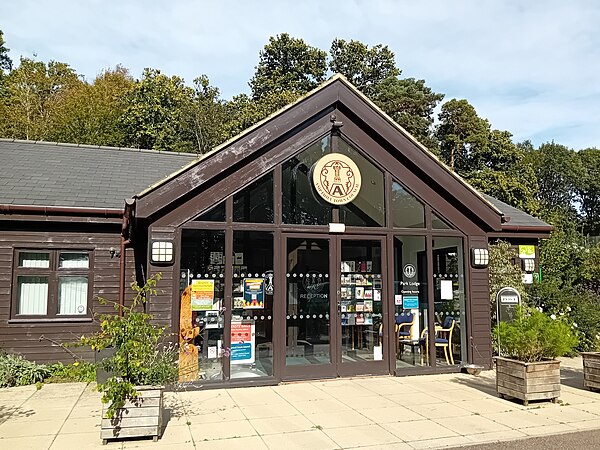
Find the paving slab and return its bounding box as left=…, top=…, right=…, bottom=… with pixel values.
left=0, top=361, right=598, bottom=450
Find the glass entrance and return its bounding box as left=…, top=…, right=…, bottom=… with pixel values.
left=283, top=235, right=387, bottom=380
left=337, top=238, right=388, bottom=376
left=284, top=236, right=336, bottom=379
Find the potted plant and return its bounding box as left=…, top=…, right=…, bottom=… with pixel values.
left=493, top=306, right=577, bottom=406
left=79, top=274, right=178, bottom=444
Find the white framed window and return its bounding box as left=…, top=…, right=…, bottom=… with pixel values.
left=13, top=250, right=91, bottom=319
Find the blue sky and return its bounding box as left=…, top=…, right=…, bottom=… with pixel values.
left=1, top=0, right=599, bottom=150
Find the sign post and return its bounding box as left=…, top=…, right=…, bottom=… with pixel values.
left=496, top=287, right=521, bottom=323
left=496, top=286, right=522, bottom=357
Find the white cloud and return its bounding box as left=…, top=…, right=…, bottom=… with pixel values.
left=1, top=0, right=599, bottom=149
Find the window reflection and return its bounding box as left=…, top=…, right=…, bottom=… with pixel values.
left=233, top=172, right=274, bottom=223
left=392, top=182, right=425, bottom=228
left=338, top=139, right=385, bottom=227
left=282, top=136, right=331, bottom=225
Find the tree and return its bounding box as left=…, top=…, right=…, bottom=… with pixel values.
left=576, top=148, right=600, bottom=236
left=328, top=39, right=400, bottom=96
left=465, top=130, right=539, bottom=213
left=120, top=68, right=194, bottom=151
left=526, top=142, right=582, bottom=214
left=179, top=75, right=229, bottom=154
left=249, top=33, right=327, bottom=100
left=371, top=76, right=443, bottom=150
left=49, top=66, right=134, bottom=146
left=0, top=29, right=12, bottom=75
left=0, top=57, right=81, bottom=140
left=224, top=89, right=301, bottom=139
left=436, top=99, right=490, bottom=173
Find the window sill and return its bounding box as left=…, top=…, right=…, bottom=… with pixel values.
left=9, top=317, right=94, bottom=324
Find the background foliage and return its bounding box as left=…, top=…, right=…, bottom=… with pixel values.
left=1, top=31, right=600, bottom=351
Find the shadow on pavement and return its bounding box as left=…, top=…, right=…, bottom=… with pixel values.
left=448, top=373, right=498, bottom=397
left=0, top=404, right=35, bottom=424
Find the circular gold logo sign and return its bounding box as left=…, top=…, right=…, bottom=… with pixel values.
left=312, top=153, right=361, bottom=205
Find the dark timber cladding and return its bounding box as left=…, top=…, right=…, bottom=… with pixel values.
left=0, top=75, right=552, bottom=381
left=135, top=74, right=548, bottom=379
left=0, top=221, right=136, bottom=363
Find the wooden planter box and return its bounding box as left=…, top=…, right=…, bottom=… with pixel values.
left=582, top=352, right=600, bottom=391
left=494, top=356, right=560, bottom=406
left=101, top=386, right=163, bottom=444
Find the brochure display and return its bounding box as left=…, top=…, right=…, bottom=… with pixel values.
left=340, top=261, right=381, bottom=328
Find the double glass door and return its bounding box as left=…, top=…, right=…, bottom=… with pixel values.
left=283, top=234, right=388, bottom=380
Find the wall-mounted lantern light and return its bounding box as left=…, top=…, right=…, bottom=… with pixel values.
left=522, top=258, right=535, bottom=273
left=151, top=241, right=174, bottom=265
left=470, top=248, right=489, bottom=268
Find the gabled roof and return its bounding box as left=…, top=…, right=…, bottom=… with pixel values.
left=133, top=75, right=505, bottom=232
left=0, top=139, right=197, bottom=210
left=135, top=75, right=501, bottom=217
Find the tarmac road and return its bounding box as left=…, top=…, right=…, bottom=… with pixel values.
left=447, top=429, right=600, bottom=449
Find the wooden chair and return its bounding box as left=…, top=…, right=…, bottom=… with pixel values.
left=419, top=316, right=456, bottom=365
left=435, top=316, right=456, bottom=365
left=396, top=313, right=415, bottom=356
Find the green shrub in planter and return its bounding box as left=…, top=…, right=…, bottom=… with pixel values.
left=79, top=274, right=178, bottom=419
left=494, top=306, right=578, bottom=362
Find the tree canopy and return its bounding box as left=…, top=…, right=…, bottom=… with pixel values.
left=1, top=29, right=599, bottom=350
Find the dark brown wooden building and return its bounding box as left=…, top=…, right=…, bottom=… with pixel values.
left=0, top=75, right=551, bottom=386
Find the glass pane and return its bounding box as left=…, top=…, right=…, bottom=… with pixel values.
left=432, top=236, right=466, bottom=366
left=233, top=172, right=274, bottom=223
left=393, top=236, right=428, bottom=368
left=231, top=231, right=274, bottom=379
left=17, top=276, right=48, bottom=315
left=432, top=212, right=453, bottom=230
left=19, top=252, right=50, bottom=268
left=59, top=252, right=89, bottom=269
left=392, top=182, right=425, bottom=228
left=282, top=136, right=331, bottom=225
left=338, top=139, right=385, bottom=227
left=194, top=201, right=226, bottom=222
left=180, top=230, right=226, bottom=381
left=340, top=240, right=383, bottom=363
left=286, top=238, right=331, bottom=366
left=58, top=276, right=88, bottom=314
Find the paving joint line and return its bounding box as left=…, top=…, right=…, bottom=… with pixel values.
left=47, top=382, right=105, bottom=450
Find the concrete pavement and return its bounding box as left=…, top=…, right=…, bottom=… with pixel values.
left=0, top=356, right=599, bottom=449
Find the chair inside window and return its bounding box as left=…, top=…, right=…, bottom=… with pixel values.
left=419, top=316, right=456, bottom=365
left=435, top=316, right=456, bottom=365
left=396, top=312, right=415, bottom=356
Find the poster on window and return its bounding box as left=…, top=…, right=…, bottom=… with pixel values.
left=191, top=279, right=215, bottom=311
left=243, top=278, right=264, bottom=309
left=230, top=321, right=255, bottom=364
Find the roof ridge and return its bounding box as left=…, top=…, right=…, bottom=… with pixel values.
left=0, top=138, right=200, bottom=158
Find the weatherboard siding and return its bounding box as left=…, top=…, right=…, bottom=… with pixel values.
left=0, top=224, right=136, bottom=363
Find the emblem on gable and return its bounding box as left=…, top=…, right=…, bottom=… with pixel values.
left=312, top=153, right=361, bottom=205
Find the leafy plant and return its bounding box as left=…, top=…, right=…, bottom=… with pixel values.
left=0, top=353, right=50, bottom=387
left=79, top=274, right=177, bottom=418
left=493, top=306, right=578, bottom=362
left=529, top=282, right=600, bottom=352
left=46, top=361, right=97, bottom=383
